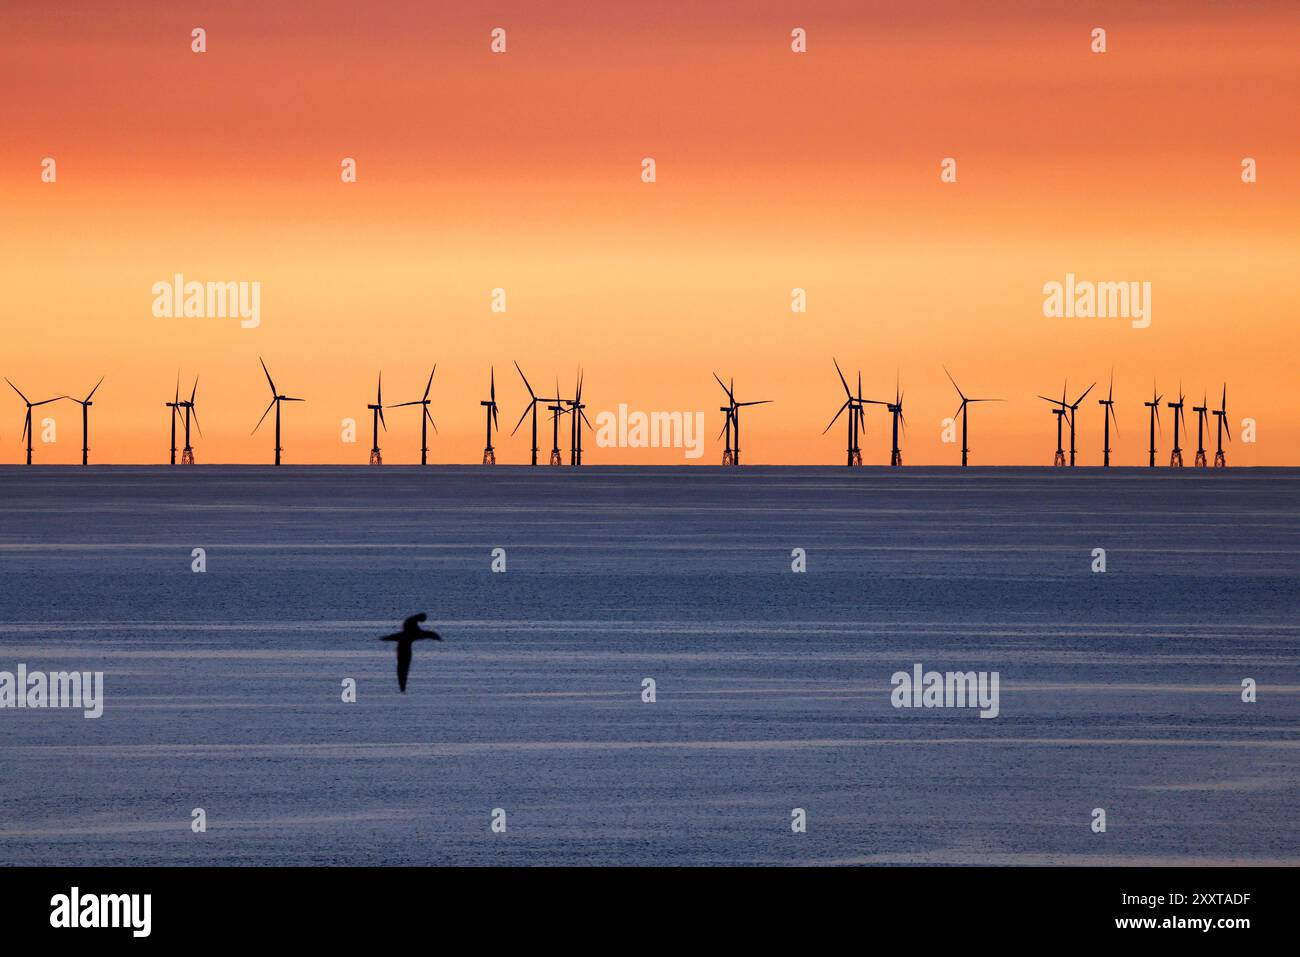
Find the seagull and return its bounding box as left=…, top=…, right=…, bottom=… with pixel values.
left=378, top=613, right=442, bottom=692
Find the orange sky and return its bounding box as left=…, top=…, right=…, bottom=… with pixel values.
left=1, top=1, right=1296, bottom=465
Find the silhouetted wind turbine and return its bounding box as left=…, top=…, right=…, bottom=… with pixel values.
left=390, top=367, right=437, bottom=464
left=481, top=367, right=499, bottom=465
left=944, top=367, right=1002, bottom=467
left=1143, top=382, right=1163, bottom=468
left=714, top=373, right=771, bottom=465
left=547, top=376, right=567, bottom=465
left=1212, top=383, right=1229, bottom=468
left=1038, top=380, right=1069, bottom=467
left=165, top=376, right=182, bottom=465
left=1167, top=385, right=1186, bottom=467
left=179, top=377, right=201, bottom=465
left=824, top=359, right=862, bottom=466
left=1192, top=391, right=1209, bottom=467
left=887, top=374, right=907, bottom=466
left=565, top=370, right=593, bottom=465
left=1066, top=381, right=1095, bottom=466
left=366, top=373, right=386, bottom=465
left=511, top=362, right=555, bottom=466
left=6, top=379, right=61, bottom=465
left=1098, top=372, right=1118, bottom=467
left=252, top=358, right=305, bottom=466
left=62, top=376, right=105, bottom=465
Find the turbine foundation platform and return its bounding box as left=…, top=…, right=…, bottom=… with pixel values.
left=1170, top=450, right=1183, bottom=467
left=181, top=449, right=195, bottom=465
left=369, top=450, right=382, bottom=465
left=482, top=449, right=495, bottom=465
left=1194, top=451, right=1207, bottom=467
left=1053, top=451, right=1066, bottom=467
left=1214, top=452, right=1227, bottom=468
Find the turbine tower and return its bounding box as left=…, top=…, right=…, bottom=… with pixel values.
left=481, top=367, right=499, bottom=465
left=1143, top=382, right=1163, bottom=468
left=6, top=379, right=61, bottom=465
left=179, top=377, right=200, bottom=465
left=1167, top=386, right=1186, bottom=467
left=252, top=358, right=305, bottom=466
left=63, top=376, right=105, bottom=466
left=713, top=373, right=771, bottom=466
left=1097, top=373, right=1118, bottom=467
left=1212, top=383, right=1229, bottom=468
left=391, top=367, right=437, bottom=465
left=366, top=373, right=386, bottom=465
left=1192, top=391, right=1209, bottom=467
left=1066, top=381, right=1095, bottom=466
left=944, top=367, right=1002, bottom=467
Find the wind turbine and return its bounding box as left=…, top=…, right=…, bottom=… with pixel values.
left=547, top=376, right=567, bottom=465
left=1065, top=381, right=1095, bottom=466
left=713, top=373, right=771, bottom=465
left=390, top=367, right=437, bottom=465
left=511, top=362, right=556, bottom=466
left=481, top=367, right=499, bottom=465
left=944, top=367, right=1002, bottom=467
left=1192, top=391, right=1209, bottom=467
left=165, top=376, right=182, bottom=464
left=6, top=379, right=61, bottom=465
left=1038, top=380, right=1069, bottom=467
left=1097, top=372, right=1118, bottom=467
left=887, top=374, right=907, bottom=466
left=1167, top=386, right=1186, bottom=467
left=62, top=376, right=105, bottom=465
left=823, top=360, right=884, bottom=466
left=252, top=358, right=305, bottom=466
left=1143, top=382, right=1163, bottom=468
left=366, top=373, right=386, bottom=465
left=179, top=376, right=201, bottom=464
left=1212, top=383, right=1229, bottom=468
left=565, top=370, right=593, bottom=465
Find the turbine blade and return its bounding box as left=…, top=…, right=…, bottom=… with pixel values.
left=192, top=406, right=203, bottom=438
left=259, top=357, right=276, bottom=395
left=511, top=401, right=533, bottom=436
left=823, top=400, right=849, bottom=434
left=252, top=397, right=276, bottom=434
left=425, top=407, right=438, bottom=434
left=423, top=366, right=435, bottom=401
left=5, top=378, right=28, bottom=404
left=189, top=376, right=198, bottom=404
left=942, top=366, right=965, bottom=400
left=513, top=360, right=535, bottom=399
left=1072, top=382, right=1095, bottom=406
left=87, top=376, right=105, bottom=402
left=379, top=406, right=387, bottom=431
left=833, top=359, right=851, bottom=399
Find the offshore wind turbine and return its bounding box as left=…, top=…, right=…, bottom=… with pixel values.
left=944, top=367, right=1002, bottom=467
left=1097, top=373, right=1118, bottom=467
left=165, top=376, right=182, bottom=465
left=713, top=373, right=771, bottom=466
left=6, top=379, right=61, bottom=465
left=252, top=358, right=305, bottom=466
left=1065, top=381, right=1095, bottom=466
left=179, top=377, right=201, bottom=464
left=481, top=367, right=499, bottom=465
left=390, top=367, right=437, bottom=465
left=1192, top=391, right=1209, bottom=467
left=62, top=376, right=105, bottom=465
left=1212, top=383, right=1229, bottom=467
left=1143, top=382, right=1163, bottom=468
left=565, top=370, right=593, bottom=466
left=887, top=375, right=907, bottom=466
left=1167, top=386, right=1186, bottom=468
left=546, top=376, right=567, bottom=466
left=366, top=373, right=386, bottom=465
left=511, top=362, right=556, bottom=466
left=1038, top=380, right=1069, bottom=467
left=823, top=360, right=884, bottom=466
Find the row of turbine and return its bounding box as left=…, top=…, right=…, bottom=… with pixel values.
left=5, top=361, right=1232, bottom=467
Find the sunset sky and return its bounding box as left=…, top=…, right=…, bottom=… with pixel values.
left=2, top=0, right=1296, bottom=464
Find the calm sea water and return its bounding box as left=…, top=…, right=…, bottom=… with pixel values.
left=1, top=466, right=1296, bottom=865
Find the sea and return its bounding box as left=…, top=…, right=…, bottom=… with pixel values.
left=1, top=466, right=1296, bottom=865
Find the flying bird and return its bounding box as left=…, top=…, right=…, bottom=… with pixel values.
left=378, top=613, right=442, bottom=692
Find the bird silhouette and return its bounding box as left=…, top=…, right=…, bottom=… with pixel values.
left=378, top=613, right=442, bottom=692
